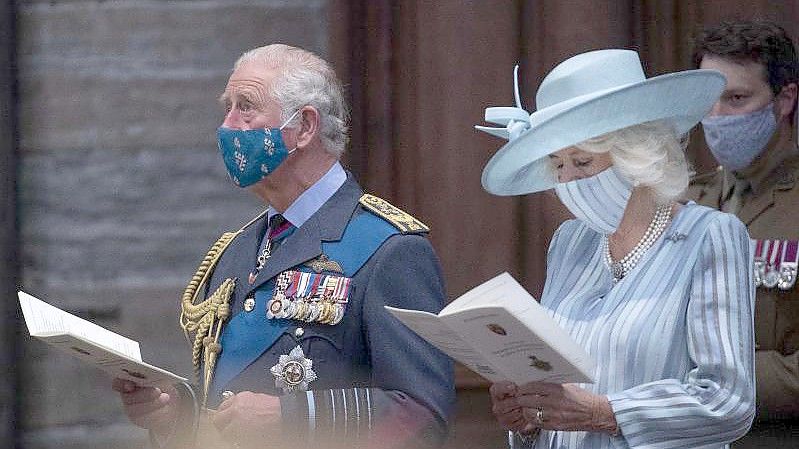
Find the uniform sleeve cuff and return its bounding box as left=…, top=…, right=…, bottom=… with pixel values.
left=280, top=390, right=315, bottom=436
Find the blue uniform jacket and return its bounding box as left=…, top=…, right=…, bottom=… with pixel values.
left=200, top=175, right=455, bottom=446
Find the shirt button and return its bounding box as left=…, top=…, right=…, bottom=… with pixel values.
left=294, top=327, right=305, bottom=338
left=221, top=390, right=235, bottom=401
left=243, top=296, right=255, bottom=312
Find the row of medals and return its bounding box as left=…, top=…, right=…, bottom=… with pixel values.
left=754, top=260, right=797, bottom=290
left=753, top=239, right=798, bottom=290
left=266, top=270, right=349, bottom=325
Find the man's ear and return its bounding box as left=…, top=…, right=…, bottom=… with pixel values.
left=295, top=106, right=320, bottom=148
left=775, top=82, right=798, bottom=123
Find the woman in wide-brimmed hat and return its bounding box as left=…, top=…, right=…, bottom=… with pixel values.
left=481, top=49, right=755, bottom=449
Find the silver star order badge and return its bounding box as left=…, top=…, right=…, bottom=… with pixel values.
left=270, top=346, right=317, bottom=393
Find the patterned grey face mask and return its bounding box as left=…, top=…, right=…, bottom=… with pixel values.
left=701, top=102, right=777, bottom=172
left=554, top=166, right=633, bottom=234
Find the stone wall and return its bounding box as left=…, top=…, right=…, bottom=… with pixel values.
left=16, top=1, right=329, bottom=447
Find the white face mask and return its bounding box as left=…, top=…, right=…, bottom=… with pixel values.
left=701, top=102, right=777, bottom=172
left=554, top=166, right=633, bottom=234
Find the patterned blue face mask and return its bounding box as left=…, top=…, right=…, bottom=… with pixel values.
left=217, top=109, right=301, bottom=187
left=701, top=102, right=777, bottom=172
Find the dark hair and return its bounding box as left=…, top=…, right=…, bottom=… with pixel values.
left=692, top=20, right=798, bottom=94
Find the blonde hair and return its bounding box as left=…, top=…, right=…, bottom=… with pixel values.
left=234, top=44, right=350, bottom=158
left=576, top=120, right=690, bottom=204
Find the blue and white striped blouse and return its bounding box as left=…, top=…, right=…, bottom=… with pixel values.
left=528, top=203, right=755, bottom=448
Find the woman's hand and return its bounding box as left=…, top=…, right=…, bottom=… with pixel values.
left=516, top=382, right=618, bottom=434
left=489, top=381, right=536, bottom=433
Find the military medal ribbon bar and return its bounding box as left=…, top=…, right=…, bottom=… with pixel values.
left=754, top=239, right=798, bottom=290
left=779, top=240, right=797, bottom=290
left=267, top=270, right=352, bottom=324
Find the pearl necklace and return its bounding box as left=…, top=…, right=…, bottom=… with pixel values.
left=603, top=203, right=672, bottom=283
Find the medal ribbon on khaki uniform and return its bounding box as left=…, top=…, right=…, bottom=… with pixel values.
left=778, top=240, right=798, bottom=290
left=754, top=239, right=799, bottom=290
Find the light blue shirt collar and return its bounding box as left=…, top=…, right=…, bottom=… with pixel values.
left=266, top=162, right=347, bottom=228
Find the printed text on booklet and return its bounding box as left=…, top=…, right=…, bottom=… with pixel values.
left=18, top=291, right=186, bottom=387
left=385, top=272, right=595, bottom=384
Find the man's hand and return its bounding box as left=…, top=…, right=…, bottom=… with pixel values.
left=112, top=378, right=179, bottom=437
left=212, top=391, right=283, bottom=449
left=515, top=382, right=617, bottom=434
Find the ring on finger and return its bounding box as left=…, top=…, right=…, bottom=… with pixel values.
left=535, top=407, right=545, bottom=424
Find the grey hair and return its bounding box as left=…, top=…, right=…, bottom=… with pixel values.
left=575, top=120, right=690, bottom=204
left=234, top=44, right=350, bottom=158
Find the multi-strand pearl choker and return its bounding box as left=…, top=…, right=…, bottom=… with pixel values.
left=603, top=203, right=672, bottom=283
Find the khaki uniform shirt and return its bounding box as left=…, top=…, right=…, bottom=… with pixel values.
left=686, top=150, right=799, bottom=422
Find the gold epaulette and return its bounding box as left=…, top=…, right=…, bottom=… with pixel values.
left=359, top=194, right=430, bottom=234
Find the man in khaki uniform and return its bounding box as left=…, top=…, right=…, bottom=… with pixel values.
left=687, top=21, right=799, bottom=446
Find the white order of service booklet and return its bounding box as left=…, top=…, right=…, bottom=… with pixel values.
left=385, top=272, right=596, bottom=384
left=18, top=291, right=186, bottom=387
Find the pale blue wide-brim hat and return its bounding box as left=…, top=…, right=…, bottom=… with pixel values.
left=476, top=49, right=726, bottom=196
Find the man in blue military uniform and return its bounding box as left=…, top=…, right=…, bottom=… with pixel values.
left=114, top=44, right=454, bottom=449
